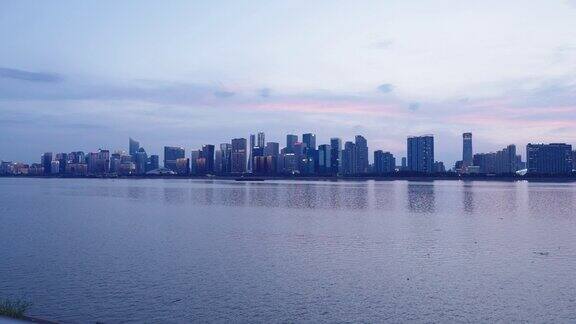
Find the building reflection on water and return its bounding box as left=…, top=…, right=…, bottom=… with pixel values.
left=462, top=182, right=475, bottom=213
left=406, top=183, right=435, bottom=213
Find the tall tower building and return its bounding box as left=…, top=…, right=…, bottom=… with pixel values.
left=527, top=143, right=573, bottom=174
left=318, top=144, right=332, bottom=174
left=248, top=134, right=256, bottom=172
left=342, top=141, right=357, bottom=175
left=42, top=152, right=53, bottom=175
left=407, top=135, right=435, bottom=173
left=302, top=133, right=316, bottom=150
left=355, top=135, right=368, bottom=174
left=164, top=146, right=185, bottom=171
left=462, top=132, right=473, bottom=167
left=286, top=134, right=298, bottom=151
left=201, top=144, right=215, bottom=174
left=374, top=151, right=396, bottom=174
left=134, top=148, right=148, bottom=175
left=330, top=138, right=342, bottom=175
left=231, top=138, right=247, bottom=174
left=129, top=138, right=140, bottom=158
left=257, top=132, right=265, bottom=148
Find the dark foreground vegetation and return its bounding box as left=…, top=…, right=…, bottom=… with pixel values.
left=0, top=299, right=31, bottom=319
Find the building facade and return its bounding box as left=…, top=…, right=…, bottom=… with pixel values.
left=407, top=135, right=434, bottom=173
left=526, top=143, right=573, bottom=174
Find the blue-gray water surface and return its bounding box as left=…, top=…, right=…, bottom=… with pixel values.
left=1, top=178, right=576, bottom=323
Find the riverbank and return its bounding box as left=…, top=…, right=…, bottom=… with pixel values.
left=1, top=173, right=575, bottom=182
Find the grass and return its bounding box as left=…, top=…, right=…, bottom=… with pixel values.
left=0, top=299, right=31, bottom=319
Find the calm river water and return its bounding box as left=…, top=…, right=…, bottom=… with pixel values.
left=1, top=178, right=576, bottom=323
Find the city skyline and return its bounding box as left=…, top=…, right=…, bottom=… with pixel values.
left=2, top=131, right=575, bottom=177
left=1, top=1, right=576, bottom=165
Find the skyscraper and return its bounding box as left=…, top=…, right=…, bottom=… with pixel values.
left=129, top=138, right=140, bottom=158
left=190, top=150, right=201, bottom=175
left=201, top=144, right=215, bottom=174
left=462, top=132, right=473, bottom=167
left=495, top=144, right=517, bottom=174
left=231, top=138, right=247, bottom=174
left=164, top=146, right=185, bottom=171
left=264, top=142, right=279, bottom=157
left=374, top=151, right=396, bottom=174
left=42, top=152, right=53, bottom=175
left=341, top=141, right=356, bottom=175
left=302, top=133, right=316, bottom=150
left=248, top=134, right=256, bottom=172
left=148, top=155, right=159, bottom=171
left=257, top=132, right=265, bottom=148
left=330, top=138, right=342, bottom=175
left=175, top=158, right=190, bottom=175
left=526, top=143, right=573, bottom=174
left=355, top=135, right=368, bottom=174
left=134, top=148, right=148, bottom=175
left=407, top=135, right=434, bottom=173
left=473, top=153, right=497, bottom=174
left=97, top=149, right=110, bottom=174
left=56, top=153, right=68, bottom=174
left=219, top=143, right=232, bottom=174
left=286, top=134, right=298, bottom=152
left=318, top=144, right=332, bottom=174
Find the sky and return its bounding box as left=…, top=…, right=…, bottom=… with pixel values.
left=1, top=0, right=576, bottom=166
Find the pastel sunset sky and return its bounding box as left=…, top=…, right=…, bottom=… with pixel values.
left=1, top=0, right=576, bottom=165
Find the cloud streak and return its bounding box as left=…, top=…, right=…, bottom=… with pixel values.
left=0, top=67, right=62, bottom=83
left=0, top=68, right=575, bottom=165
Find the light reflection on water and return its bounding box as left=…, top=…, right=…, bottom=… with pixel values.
left=1, top=178, right=576, bottom=323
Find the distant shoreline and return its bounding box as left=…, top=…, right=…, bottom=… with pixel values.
left=1, top=174, right=575, bottom=182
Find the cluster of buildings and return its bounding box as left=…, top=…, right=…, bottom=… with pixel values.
left=1, top=132, right=575, bottom=177
left=455, top=133, right=575, bottom=175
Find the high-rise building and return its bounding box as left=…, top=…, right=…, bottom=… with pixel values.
left=231, top=138, right=247, bottom=174
left=175, top=158, right=190, bottom=175
left=148, top=155, right=159, bottom=171
left=134, top=148, right=148, bottom=175
left=248, top=134, right=256, bottom=172
left=495, top=145, right=517, bottom=174
left=257, top=132, right=265, bottom=148
left=42, top=152, right=53, bottom=175
left=219, top=143, right=232, bottom=174
left=302, top=133, right=316, bottom=150
left=190, top=150, right=201, bottom=175
left=526, top=143, right=573, bottom=174
left=56, top=153, right=68, bottom=174
left=355, top=135, right=368, bottom=174
left=97, top=149, right=110, bottom=174
left=374, top=151, right=396, bottom=174
left=264, top=142, right=279, bottom=157
left=50, top=161, right=60, bottom=174
left=282, top=153, right=299, bottom=174
left=572, top=150, right=576, bottom=171
left=474, top=145, right=518, bottom=174
left=407, top=135, right=435, bottom=173
left=341, top=141, right=356, bottom=175
left=318, top=144, right=332, bottom=174
left=286, top=134, right=298, bottom=152
left=253, top=155, right=276, bottom=175
left=201, top=145, right=215, bottom=174
left=330, top=138, right=342, bottom=175
left=462, top=132, right=473, bottom=167
left=473, top=153, right=497, bottom=174
left=164, top=146, right=185, bottom=171
left=434, top=161, right=446, bottom=173
left=129, top=138, right=140, bottom=158
left=69, top=151, right=85, bottom=164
